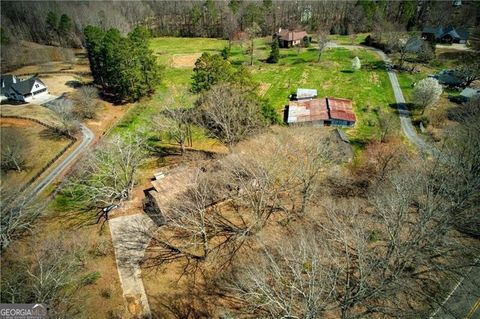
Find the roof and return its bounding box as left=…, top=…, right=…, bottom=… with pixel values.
left=287, top=98, right=329, bottom=124
left=433, top=70, right=463, bottom=85
left=460, top=88, right=480, bottom=98
left=278, top=29, right=307, bottom=41
left=10, top=76, right=45, bottom=96
left=296, top=88, right=317, bottom=99
left=326, top=97, right=356, bottom=122
left=422, top=26, right=469, bottom=40
left=1, top=74, right=17, bottom=95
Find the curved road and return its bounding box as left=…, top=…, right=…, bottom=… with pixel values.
left=27, top=123, right=94, bottom=199
left=328, top=43, right=439, bottom=155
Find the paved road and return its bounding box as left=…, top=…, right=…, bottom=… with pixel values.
left=27, top=123, right=94, bottom=199
left=109, top=214, right=156, bottom=319
left=327, top=43, right=438, bottom=155
left=430, top=264, right=480, bottom=319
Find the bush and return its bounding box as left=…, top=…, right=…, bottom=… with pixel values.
left=80, top=271, right=101, bottom=286
left=100, top=288, right=112, bottom=299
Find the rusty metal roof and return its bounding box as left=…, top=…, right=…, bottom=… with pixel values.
left=287, top=98, right=329, bottom=123
left=326, top=97, right=356, bottom=122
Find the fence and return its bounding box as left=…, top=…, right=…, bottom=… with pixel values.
left=1, top=115, right=78, bottom=193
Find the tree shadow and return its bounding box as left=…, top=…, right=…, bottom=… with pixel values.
left=65, top=80, right=83, bottom=88
left=341, top=70, right=354, bottom=73
left=363, top=60, right=386, bottom=71
left=38, top=128, right=68, bottom=140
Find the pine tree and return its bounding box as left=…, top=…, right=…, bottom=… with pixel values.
left=267, top=35, right=280, bottom=64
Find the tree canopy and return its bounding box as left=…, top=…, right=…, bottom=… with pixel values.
left=83, top=26, right=163, bottom=103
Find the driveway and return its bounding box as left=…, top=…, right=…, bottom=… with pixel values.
left=109, top=214, right=156, bottom=319
left=26, top=123, right=94, bottom=200
left=327, top=42, right=439, bottom=156
left=29, top=93, right=59, bottom=105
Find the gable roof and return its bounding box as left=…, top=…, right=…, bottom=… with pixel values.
left=10, top=76, right=46, bottom=96
left=278, top=29, right=307, bottom=41
left=422, top=26, right=469, bottom=40
left=287, top=98, right=329, bottom=124
left=1, top=74, right=17, bottom=95
left=460, top=88, right=480, bottom=99
left=326, top=97, right=356, bottom=122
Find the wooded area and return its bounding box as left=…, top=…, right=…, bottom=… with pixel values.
left=1, top=0, right=479, bottom=47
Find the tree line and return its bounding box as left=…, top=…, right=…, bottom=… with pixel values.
left=1, top=1, right=479, bottom=47
left=84, top=26, right=162, bottom=102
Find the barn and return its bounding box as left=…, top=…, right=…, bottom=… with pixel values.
left=284, top=94, right=356, bottom=127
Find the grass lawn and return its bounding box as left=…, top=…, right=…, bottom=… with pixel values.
left=113, top=36, right=398, bottom=151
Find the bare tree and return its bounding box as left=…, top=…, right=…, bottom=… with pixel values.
left=0, top=128, right=28, bottom=172
left=233, top=232, right=336, bottom=318
left=195, top=83, right=266, bottom=151
left=412, top=77, right=442, bottom=114
left=66, top=132, right=147, bottom=216
left=453, top=61, right=480, bottom=87
left=0, top=192, right=43, bottom=251
left=378, top=109, right=398, bottom=143
left=317, top=29, right=329, bottom=62
left=71, top=85, right=101, bottom=119
left=48, top=98, right=80, bottom=136
left=153, top=98, right=193, bottom=155
left=1, top=235, right=86, bottom=317
left=245, top=22, right=261, bottom=66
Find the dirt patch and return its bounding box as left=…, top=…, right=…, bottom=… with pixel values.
left=171, top=53, right=201, bottom=68
left=40, top=74, right=83, bottom=96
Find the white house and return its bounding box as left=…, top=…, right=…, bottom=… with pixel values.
left=1, top=74, right=49, bottom=102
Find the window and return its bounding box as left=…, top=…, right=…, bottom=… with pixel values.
left=35, top=84, right=40, bottom=88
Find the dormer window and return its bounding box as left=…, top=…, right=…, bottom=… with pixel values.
left=35, top=84, right=40, bottom=88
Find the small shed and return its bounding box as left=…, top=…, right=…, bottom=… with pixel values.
left=296, top=88, right=318, bottom=100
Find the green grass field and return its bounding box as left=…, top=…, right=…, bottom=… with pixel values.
left=113, top=36, right=400, bottom=150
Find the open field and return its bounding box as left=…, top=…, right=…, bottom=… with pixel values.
left=0, top=117, right=70, bottom=190
left=115, top=37, right=398, bottom=150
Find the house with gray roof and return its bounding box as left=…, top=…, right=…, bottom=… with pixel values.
left=0, top=74, right=48, bottom=103
left=422, top=26, right=469, bottom=44
left=459, top=88, right=480, bottom=101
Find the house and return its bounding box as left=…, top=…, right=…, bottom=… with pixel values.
left=276, top=28, right=308, bottom=48
left=459, top=88, right=480, bottom=101
left=422, top=26, right=469, bottom=44
left=0, top=74, right=49, bottom=102
left=428, top=69, right=463, bottom=86
left=284, top=95, right=356, bottom=127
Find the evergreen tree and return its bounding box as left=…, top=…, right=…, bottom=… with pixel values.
left=58, top=14, right=72, bottom=36
left=191, top=53, right=234, bottom=93
left=303, top=35, right=310, bottom=48
left=84, top=26, right=106, bottom=88
left=267, top=35, right=280, bottom=63
left=83, top=26, right=162, bottom=103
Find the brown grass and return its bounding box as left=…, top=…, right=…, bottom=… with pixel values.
left=0, top=118, right=70, bottom=190
left=1, top=104, right=62, bottom=127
